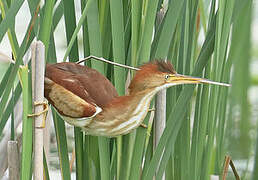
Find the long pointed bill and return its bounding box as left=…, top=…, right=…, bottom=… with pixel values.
left=170, top=74, right=231, bottom=87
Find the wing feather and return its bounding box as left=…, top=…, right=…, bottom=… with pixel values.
left=45, top=62, right=118, bottom=118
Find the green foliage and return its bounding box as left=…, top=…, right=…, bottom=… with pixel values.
left=19, top=65, right=33, bottom=180
left=0, top=0, right=255, bottom=179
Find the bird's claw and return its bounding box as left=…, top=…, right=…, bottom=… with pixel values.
left=28, top=101, right=48, bottom=128
left=140, top=123, right=147, bottom=128
left=148, top=108, right=155, bottom=112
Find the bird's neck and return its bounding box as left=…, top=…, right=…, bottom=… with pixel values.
left=128, top=88, right=157, bottom=107
left=107, top=88, right=159, bottom=116
left=91, top=88, right=160, bottom=136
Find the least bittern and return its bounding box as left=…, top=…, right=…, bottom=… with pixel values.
left=44, top=60, right=230, bottom=137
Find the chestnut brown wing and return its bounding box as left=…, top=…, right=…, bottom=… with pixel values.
left=45, top=62, right=118, bottom=117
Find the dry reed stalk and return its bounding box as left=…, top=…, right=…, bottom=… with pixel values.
left=31, top=41, right=45, bottom=180
left=8, top=141, right=20, bottom=180
left=0, top=99, right=23, bottom=177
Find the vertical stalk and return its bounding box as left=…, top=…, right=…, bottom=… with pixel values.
left=20, top=65, right=33, bottom=180
left=43, top=109, right=51, bottom=163
left=31, top=41, right=45, bottom=180
left=8, top=141, right=20, bottom=180
left=154, top=89, right=166, bottom=180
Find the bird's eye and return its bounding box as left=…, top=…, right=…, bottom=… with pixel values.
left=165, top=75, right=169, bottom=80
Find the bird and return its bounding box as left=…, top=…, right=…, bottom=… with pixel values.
left=44, top=60, right=230, bottom=137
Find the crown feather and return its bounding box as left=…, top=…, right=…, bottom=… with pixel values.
left=154, top=60, right=176, bottom=74
left=128, top=60, right=176, bottom=94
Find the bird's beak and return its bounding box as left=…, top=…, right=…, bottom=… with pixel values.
left=167, top=74, right=231, bottom=87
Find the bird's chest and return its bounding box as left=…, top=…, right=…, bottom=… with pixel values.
left=130, top=92, right=155, bottom=122
left=83, top=91, right=157, bottom=136
left=110, top=91, right=155, bottom=135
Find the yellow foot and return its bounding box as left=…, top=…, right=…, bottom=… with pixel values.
left=28, top=101, right=48, bottom=128
left=70, top=148, right=76, bottom=172
left=148, top=108, right=155, bottom=112
left=140, top=123, right=147, bottom=128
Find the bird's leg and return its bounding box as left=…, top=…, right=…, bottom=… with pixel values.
left=70, top=148, right=76, bottom=172
left=140, top=108, right=155, bottom=128
left=148, top=108, right=155, bottom=112
left=140, top=123, right=147, bottom=128
left=28, top=101, right=48, bottom=128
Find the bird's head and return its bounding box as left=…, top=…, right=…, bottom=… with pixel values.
left=128, top=61, right=230, bottom=94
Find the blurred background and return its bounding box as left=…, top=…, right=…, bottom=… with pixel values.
left=0, top=0, right=257, bottom=179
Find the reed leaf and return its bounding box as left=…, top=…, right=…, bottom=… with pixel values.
left=52, top=109, right=71, bottom=180
left=0, top=0, right=255, bottom=179
left=19, top=65, right=33, bottom=180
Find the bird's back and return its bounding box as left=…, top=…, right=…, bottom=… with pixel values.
left=44, top=62, right=118, bottom=118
